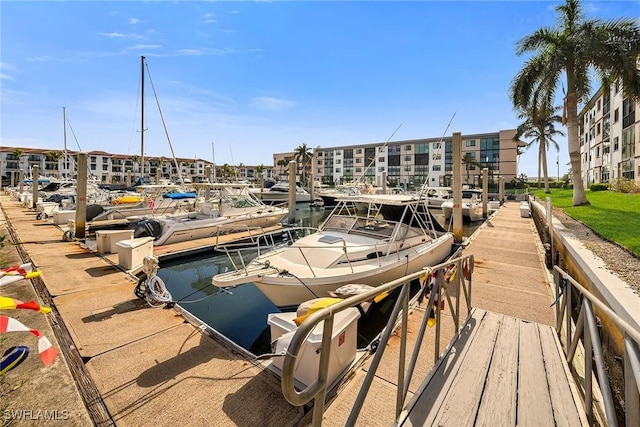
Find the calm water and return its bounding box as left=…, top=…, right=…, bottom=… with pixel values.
left=158, top=204, right=480, bottom=355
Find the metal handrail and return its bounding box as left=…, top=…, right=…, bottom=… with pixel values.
left=553, top=265, right=640, bottom=426
left=280, top=254, right=474, bottom=426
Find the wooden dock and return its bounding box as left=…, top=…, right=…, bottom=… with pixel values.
left=399, top=309, right=586, bottom=426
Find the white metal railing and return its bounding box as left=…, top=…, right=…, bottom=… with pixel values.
left=280, top=254, right=473, bottom=426
left=214, top=226, right=318, bottom=270
left=553, top=266, right=640, bottom=426
left=215, top=222, right=447, bottom=280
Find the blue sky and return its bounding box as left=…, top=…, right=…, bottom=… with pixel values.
left=1, top=1, right=635, bottom=178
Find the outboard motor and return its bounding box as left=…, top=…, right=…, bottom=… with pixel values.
left=129, top=219, right=162, bottom=240
left=86, top=204, right=106, bottom=221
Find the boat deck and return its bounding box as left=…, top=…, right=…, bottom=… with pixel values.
left=0, top=194, right=588, bottom=426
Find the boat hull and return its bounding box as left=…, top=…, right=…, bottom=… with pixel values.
left=252, top=233, right=454, bottom=308
left=154, top=212, right=287, bottom=246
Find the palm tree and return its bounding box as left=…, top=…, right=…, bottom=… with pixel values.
left=514, top=105, right=564, bottom=193
left=294, top=143, right=312, bottom=186
left=461, top=153, right=482, bottom=185
left=47, top=150, right=65, bottom=178
left=276, top=159, right=287, bottom=176
left=510, top=0, right=640, bottom=206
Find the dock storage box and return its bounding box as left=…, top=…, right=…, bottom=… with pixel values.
left=115, top=237, right=154, bottom=270
left=96, top=229, right=135, bottom=254
left=53, top=210, right=76, bottom=225
left=520, top=201, right=531, bottom=218
left=267, top=308, right=360, bottom=388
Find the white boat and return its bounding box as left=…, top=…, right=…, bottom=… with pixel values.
left=258, top=181, right=312, bottom=204
left=212, top=194, right=455, bottom=308
left=317, top=185, right=361, bottom=207
left=419, top=187, right=452, bottom=209
left=130, top=183, right=288, bottom=246
left=441, top=188, right=484, bottom=222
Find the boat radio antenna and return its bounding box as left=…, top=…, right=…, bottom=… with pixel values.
left=356, top=122, right=402, bottom=184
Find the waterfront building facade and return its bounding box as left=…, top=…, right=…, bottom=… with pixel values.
left=274, top=129, right=522, bottom=190
left=578, top=78, right=639, bottom=186
left=0, top=147, right=276, bottom=185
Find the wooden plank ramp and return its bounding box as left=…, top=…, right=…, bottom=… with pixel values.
left=399, top=308, right=587, bottom=426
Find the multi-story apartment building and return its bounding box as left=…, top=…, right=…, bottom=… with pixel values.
left=578, top=78, right=638, bottom=185
left=0, top=147, right=276, bottom=185
left=274, top=129, right=521, bottom=189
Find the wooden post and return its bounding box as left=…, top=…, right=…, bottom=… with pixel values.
left=482, top=168, right=488, bottom=218
left=10, top=170, right=15, bottom=188
left=288, top=161, right=296, bottom=223
left=31, top=165, right=39, bottom=209
left=156, top=168, right=161, bottom=184
left=18, top=169, right=24, bottom=194
left=75, top=153, right=88, bottom=239
left=452, top=132, right=463, bottom=243
left=382, top=171, right=387, bottom=194
left=499, top=176, right=505, bottom=204
left=126, top=170, right=132, bottom=188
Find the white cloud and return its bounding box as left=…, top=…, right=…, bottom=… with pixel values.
left=129, top=18, right=141, bottom=25
left=178, top=49, right=203, bottom=56
left=251, top=96, right=296, bottom=112
left=101, top=32, right=126, bottom=38
left=0, top=73, right=14, bottom=81
left=129, top=44, right=163, bottom=51
left=25, top=56, right=52, bottom=62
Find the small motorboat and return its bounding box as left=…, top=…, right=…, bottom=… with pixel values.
left=213, top=194, right=454, bottom=309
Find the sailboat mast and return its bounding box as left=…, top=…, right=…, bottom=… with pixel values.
left=63, top=106, right=67, bottom=179
left=140, top=55, right=145, bottom=181
left=212, top=142, right=216, bottom=182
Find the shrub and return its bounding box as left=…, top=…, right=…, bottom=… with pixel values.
left=589, top=183, right=609, bottom=192
left=610, top=178, right=640, bottom=194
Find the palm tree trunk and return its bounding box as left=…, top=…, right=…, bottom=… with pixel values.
left=566, top=68, right=589, bottom=205
left=541, top=137, right=550, bottom=193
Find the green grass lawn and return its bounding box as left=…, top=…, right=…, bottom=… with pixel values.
left=532, top=189, right=640, bottom=258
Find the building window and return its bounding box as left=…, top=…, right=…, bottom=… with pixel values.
left=356, top=158, right=361, bottom=164
left=405, top=145, right=411, bottom=151
left=597, top=100, right=601, bottom=111
left=355, top=167, right=361, bottom=173
left=356, top=149, right=362, bottom=154
left=335, top=168, right=341, bottom=173
left=336, top=159, right=341, bottom=165
left=614, top=108, right=619, bottom=123
left=465, top=140, right=476, bottom=147
left=378, top=157, right=385, bottom=163
left=432, top=165, right=441, bottom=171
left=432, top=153, right=441, bottom=160
left=432, top=142, right=441, bottom=149
left=596, top=123, right=600, bottom=135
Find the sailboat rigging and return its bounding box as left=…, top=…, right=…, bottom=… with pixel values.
left=138, top=56, right=183, bottom=184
